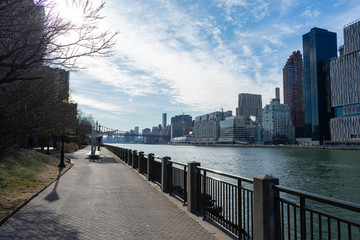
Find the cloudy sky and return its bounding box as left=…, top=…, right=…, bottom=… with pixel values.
left=60, top=0, right=359, bottom=131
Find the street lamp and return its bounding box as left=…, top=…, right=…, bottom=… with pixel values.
left=98, top=125, right=101, bottom=151
left=58, top=131, right=66, bottom=168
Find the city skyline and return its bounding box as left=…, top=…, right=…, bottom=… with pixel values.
left=56, top=0, right=360, bottom=131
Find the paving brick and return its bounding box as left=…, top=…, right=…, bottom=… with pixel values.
left=0, top=147, right=228, bottom=239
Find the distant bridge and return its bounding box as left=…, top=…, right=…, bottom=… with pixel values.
left=98, top=125, right=170, bottom=139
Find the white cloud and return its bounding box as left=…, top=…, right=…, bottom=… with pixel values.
left=72, top=0, right=262, bottom=112
left=301, top=9, right=321, bottom=18
left=70, top=94, right=127, bottom=114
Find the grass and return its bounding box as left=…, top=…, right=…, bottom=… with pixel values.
left=0, top=146, right=69, bottom=221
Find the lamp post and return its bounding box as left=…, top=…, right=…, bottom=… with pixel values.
left=58, top=131, right=66, bottom=168
left=46, top=134, right=50, bottom=155
left=98, top=125, right=101, bottom=151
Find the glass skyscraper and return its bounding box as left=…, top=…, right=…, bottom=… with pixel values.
left=330, top=19, right=360, bottom=143
left=302, top=28, right=337, bottom=144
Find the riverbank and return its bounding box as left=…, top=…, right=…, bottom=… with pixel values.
left=169, top=142, right=360, bottom=150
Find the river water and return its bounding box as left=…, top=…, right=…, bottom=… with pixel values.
left=110, top=144, right=360, bottom=205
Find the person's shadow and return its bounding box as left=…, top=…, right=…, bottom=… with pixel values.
left=44, top=169, right=62, bottom=202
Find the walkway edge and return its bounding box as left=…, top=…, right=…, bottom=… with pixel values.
left=0, top=162, right=74, bottom=226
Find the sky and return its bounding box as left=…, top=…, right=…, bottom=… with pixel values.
left=57, top=0, right=360, bottom=132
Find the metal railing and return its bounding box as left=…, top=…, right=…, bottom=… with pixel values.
left=105, top=145, right=360, bottom=240
left=139, top=153, right=147, bottom=175
left=199, top=167, right=253, bottom=239
left=168, top=160, right=187, bottom=205
left=274, top=185, right=360, bottom=240
left=152, top=157, right=162, bottom=185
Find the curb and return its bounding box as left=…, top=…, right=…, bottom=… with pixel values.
left=0, top=162, right=73, bottom=226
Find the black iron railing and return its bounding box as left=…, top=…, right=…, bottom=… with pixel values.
left=105, top=145, right=360, bottom=240
left=152, top=157, right=162, bottom=185
left=133, top=151, right=139, bottom=169
left=198, top=167, right=253, bottom=239
left=139, top=153, right=147, bottom=175
left=274, top=185, right=360, bottom=240
left=168, top=160, right=187, bottom=205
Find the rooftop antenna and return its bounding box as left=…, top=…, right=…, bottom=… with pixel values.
left=178, top=103, right=184, bottom=115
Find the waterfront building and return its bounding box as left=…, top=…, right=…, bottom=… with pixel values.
left=262, top=89, right=295, bottom=144
left=237, top=93, right=262, bottom=123
left=330, top=19, right=360, bottom=144
left=194, top=111, right=232, bottom=143
left=218, top=116, right=247, bottom=143
left=303, top=27, right=337, bottom=144
left=170, top=114, right=192, bottom=139
left=283, top=51, right=305, bottom=138
left=218, top=116, right=261, bottom=144
left=162, top=113, right=167, bottom=129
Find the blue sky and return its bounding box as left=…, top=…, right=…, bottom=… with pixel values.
left=62, top=0, right=359, bottom=131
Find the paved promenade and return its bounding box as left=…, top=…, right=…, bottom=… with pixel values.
left=0, top=147, right=230, bottom=239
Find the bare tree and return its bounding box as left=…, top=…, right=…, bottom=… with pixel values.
left=0, top=0, right=118, bottom=84
left=76, top=110, right=95, bottom=145
left=0, top=66, right=78, bottom=149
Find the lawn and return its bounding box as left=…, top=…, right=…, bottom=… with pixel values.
left=0, top=147, right=69, bottom=221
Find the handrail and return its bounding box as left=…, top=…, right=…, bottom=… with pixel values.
left=274, top=185, right=360, bottom=213
left=168, top=160, right=187, bottom=167
left=198, top=166, right=253, bottom=183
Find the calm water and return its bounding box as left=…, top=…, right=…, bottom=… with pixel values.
left=111, top=144, right=360, bottom=204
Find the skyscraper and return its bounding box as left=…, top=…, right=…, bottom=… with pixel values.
left=162, top=113, right=167, bottom=129
left=283, top=50, right=305, bottom=138
left=237, top=93, right=262, bottom=123
left=303, top=28, right=337, bottom=144
left=330, top=19, right=360, bottom=143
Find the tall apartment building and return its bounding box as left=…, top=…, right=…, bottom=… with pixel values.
left=303, top=28, right=337, bottom=144
left=1, top=0, right=45, bottom=83
left=237, top=93, right=262, bottom=123
left=330, top=19, right=360, bottom=143
left=283, top=51, right=305, bottom=138
left=262, top=89, right=295, bottom=144
left=170, top=114, right=192, bottom=139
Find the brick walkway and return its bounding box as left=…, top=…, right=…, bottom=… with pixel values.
left=0, top=147, right=231, bottom=239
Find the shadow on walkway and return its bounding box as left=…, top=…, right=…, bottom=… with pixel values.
left=88, top=158, right=119, bottom=164
left=44, top=168, right=63, bottom=202
left=0, top=209, right=80, bottom=240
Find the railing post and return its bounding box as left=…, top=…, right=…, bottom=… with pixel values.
left=238, top=179, right=242, bottom=240
left=202, top=171, right=207, bottom=219
left=147, top=153, right=154, bottom=181
left=132, top=150, right=137, bottom=168
left=138, top=151, right=144, bottom=173
left=253, top=175, right=279, bottom=240
left=128, top=149, right=132, bottom=165
left=187, top=161, right=201, bottom=213
left=161, top=156, right=171, bottom=193
left=183, top=165, right=187, bottom=205
left=300, top=196, right=306, bottom=240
